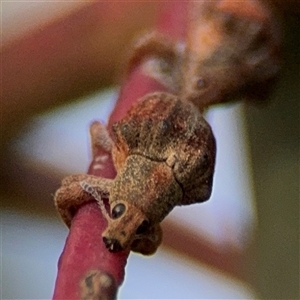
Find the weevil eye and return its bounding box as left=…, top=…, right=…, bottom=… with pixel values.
left=111, top=203, right=126, bottom=219
left=136, top=220, right=150, bottom=235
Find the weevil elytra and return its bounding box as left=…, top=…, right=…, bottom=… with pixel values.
left=54, top=92, right=216, bottom=255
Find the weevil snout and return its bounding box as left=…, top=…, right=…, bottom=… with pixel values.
left=103, top=237, right=123, bottom=252
left=102, top=201, right=149, bottom=252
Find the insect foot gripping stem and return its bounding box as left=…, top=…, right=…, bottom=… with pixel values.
left=54, top=174, right=112, bottom=228
left=100, top=92, right=216, bottom=254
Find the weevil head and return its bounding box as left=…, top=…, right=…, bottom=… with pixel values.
left=102, top=154, right=183, bottom=253
left=102, top=201, right=151, bottom=252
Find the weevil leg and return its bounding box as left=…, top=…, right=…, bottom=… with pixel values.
left=55, top=175, right=112, bottom=227
left=90, top=121, right=114, bottom=158
left=55, top=123, right=114, bottom=227
left=61, top=174, right=92, bottom=187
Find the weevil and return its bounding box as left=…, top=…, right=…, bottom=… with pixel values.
left=130, top=1, right=280, bottom=110
left=54, top=92, right=216, bottom=255
left=54, top=0, right=280, bottom=255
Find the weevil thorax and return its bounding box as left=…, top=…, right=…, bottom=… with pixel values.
left=103, top=92, right=216, bottom=251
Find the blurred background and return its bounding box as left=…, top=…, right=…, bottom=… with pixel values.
left=1, top=1, right=299, bottom=299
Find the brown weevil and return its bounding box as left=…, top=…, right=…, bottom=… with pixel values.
left=130, top=1, right=280, bottom=110
left=54, top=92, right=216, bottom=255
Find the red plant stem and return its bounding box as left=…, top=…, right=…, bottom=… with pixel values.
left=52, top=2, right=187, bottom=299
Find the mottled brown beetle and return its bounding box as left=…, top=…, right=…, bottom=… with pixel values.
left=130, top=1, right=280, bottom=110
left=55, top=92, right=216, bottom=255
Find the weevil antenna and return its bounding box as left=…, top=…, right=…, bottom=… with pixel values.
left=80, top=181, right=110, bottom=221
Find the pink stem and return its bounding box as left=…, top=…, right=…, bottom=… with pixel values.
left=52, top=2, right=187, bottom=299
